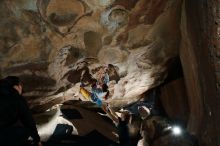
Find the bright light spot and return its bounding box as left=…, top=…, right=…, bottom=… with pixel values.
left=172, top=126, right=182, bottom=135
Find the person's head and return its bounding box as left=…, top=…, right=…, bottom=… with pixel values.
left=4, top=76, right=23, bottom=95
left=104, top=66, right=109, bottom=73
left=138, top=106, right=150, bottom=119
left=120, top=110, right=131, bottom=123
left=102, top=83, right=108, bottom=92
left=91, top=78, right=97, bottom=88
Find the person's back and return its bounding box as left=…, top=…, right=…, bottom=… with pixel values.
left=0, top=83, right=19, bottom=128
left=0, top=76, right=42, bottom=146
left=117, top=112, right=132, bottom=146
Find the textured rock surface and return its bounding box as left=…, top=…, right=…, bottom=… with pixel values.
left=160, top=78, right=189, bottom=124
left=0, top=0, right=182, bottom=108
left=180, top=0, right=220, bottom=146
left=1, top=1, right=220, bottom=146
left=35, top=101, right=118, bottom=143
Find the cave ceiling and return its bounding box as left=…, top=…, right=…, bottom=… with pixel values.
left=0, top=0, right=182, bottom=110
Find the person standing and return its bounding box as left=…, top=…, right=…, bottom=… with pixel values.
left=117, top=111, right=132, bottom=146
left=0, top=76, right=42, bottom=146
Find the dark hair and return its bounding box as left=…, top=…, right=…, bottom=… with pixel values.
left=102, top=83, right=109, bottom=100
left=90, top=78, right=97, bottom=88
left=4, top=76, right=21, bottom=87
left=0, top=78, right=8, bottom=88
left=102, top=83, right=108, bottom=92
left=120, top=111, right=131, bottom=123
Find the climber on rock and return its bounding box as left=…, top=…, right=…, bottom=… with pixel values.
left=79, top=65, right=111, bottom=101
left=80, top=81, right=118, bottom=123
left=79, top=67, right=118, bottom=123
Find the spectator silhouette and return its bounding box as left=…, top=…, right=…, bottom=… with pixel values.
left=117, top=111, right=132, bottom=146
left=0, top=76, right=42, bottom=146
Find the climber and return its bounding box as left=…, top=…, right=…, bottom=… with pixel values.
left=0, top=76, right=42, bottom=146
left=80, top=77, right=119, bottom=123
left=80, top=83, right=118, bottom=123
left=117, top=111, right=132, bottom=146
left=79, top=65, right=110, bottom=101
left=79, top=79, right=106, bottom=105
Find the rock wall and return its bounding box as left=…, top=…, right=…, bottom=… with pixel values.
left=0, top=0, right=182, bottom=109
left=160, top=78, right=189, bottom=125
left=180, top=0, right=220, bottom=146
left=1, top=1, right=220, bottom=145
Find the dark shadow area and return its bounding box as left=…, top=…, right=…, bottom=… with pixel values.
left=162, top=57, right=183, bottom=85
left=159, top=56, right=189, bottom=128
left=61, top=109, right=83, bottom=120
left=124, top=88, right=166, bottom=117
left=43, top=124, right=119, bottom=146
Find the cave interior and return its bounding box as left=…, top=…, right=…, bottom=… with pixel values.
left=0, top=0, right=219, bottom=146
